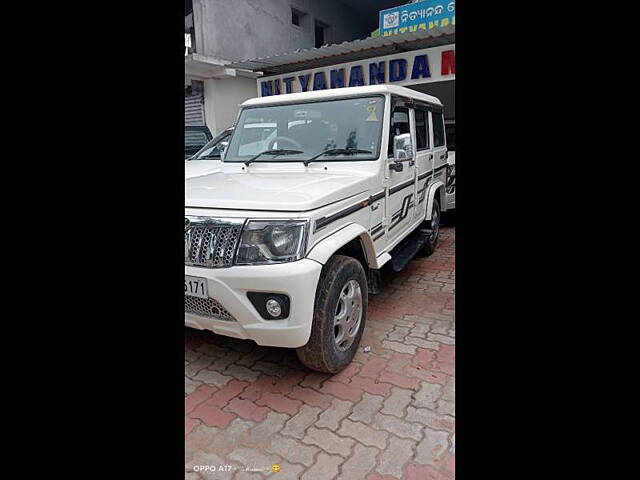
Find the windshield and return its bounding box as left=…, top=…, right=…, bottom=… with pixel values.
left=445, top=123, right=455, bottom=152
left=224, top=96, right=385, bottom=162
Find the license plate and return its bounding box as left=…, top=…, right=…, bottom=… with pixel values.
left=185, top=275, right=208, bottom=299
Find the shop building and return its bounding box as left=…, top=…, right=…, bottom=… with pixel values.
left=185, top=0, right=375, bottom=134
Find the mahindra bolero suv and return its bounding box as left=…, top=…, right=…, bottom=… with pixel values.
left=185, top=85, right=450, bottom=373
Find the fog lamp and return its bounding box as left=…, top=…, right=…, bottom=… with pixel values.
left=266, top=299, right=282, bottom=317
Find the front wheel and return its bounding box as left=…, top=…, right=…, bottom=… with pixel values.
left=296, top=255, right=368, bottom=373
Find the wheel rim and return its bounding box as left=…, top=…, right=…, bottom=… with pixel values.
left=430, top=204, right=440, bottom=241
left=333, top=279, right=363, bottom=351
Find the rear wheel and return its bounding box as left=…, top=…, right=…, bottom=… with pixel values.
left=296, top=255, right=368, bottom=373
left=420, top=198, right=441, bottom=257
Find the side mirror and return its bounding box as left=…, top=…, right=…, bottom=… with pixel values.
left=393, top=133, right=413, bottom=162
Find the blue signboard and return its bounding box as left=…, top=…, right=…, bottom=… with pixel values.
left=379, top=0, right=455, bottom=37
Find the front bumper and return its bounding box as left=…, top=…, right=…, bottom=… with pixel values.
left=185, top=259, right=323, bottom=348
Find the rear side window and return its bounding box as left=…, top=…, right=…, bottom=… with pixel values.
left=387, top=106, right=410, bottom=156
left=432, top=112, right=445, bottom=148
left=415, top=108, right=429, bottom=150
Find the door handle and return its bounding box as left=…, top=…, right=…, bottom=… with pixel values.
left=409, top=160, right=415, bottom=167
left=389, top=161, right=403, bottom=172
left=371, top=203, right=380, bottom=211
left=427, top=154, right=433, bottom=160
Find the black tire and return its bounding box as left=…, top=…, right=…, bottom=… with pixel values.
left=296, top=255, right=368, bottom=373
left=420, top=198, right=441, bottom=257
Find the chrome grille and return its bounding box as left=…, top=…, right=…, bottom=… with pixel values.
left=185, top=217, right=243, bottom=268
left=185, top=295, right=236, bottom=322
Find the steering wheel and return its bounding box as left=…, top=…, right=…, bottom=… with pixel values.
left=268, top=136, right=303, bottom=150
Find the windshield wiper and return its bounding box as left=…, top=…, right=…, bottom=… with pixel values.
left=244, top=149, right=304, bottom=166
left=302, top=148, right=373, bottom=166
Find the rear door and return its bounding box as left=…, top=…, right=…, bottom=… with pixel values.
left=412, top=104, right=434, bottom=220
left=431, top=110, right=448, bottom=192
left=385, top=97, right=416, bottom=246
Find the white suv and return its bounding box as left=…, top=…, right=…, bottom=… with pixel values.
left=185, top=85, right=449, bottom=373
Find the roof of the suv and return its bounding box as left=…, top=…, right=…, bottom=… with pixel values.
left=241, top=85, right=442, bottom=108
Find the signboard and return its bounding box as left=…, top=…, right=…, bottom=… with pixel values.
left=258, top=44, right=455, bottom=97
left=379, top=0, right=455, bottom=37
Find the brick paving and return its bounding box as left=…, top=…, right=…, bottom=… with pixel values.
left=185, top=226, right=455, bottom=479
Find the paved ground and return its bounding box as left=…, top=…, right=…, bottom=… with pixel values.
left=185, top=226, right=455, bottom=480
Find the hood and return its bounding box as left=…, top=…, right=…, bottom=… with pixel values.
left=185, top=169, right=372, bottom=212
left=185, top=160, right=223, bottom=179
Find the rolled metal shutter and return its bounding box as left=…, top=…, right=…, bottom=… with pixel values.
left=185, top=93, right=205, bottom=126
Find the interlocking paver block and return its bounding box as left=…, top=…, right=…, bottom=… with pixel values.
left=266, top=433, right=320, bottom=467
left=359, top=356, right=388, bottom=379
left=377, top=436, right=415, bottom=478
left=207, top=380, right=248, bottom=407
left=406, top=406, right=455, bottom=432
left=350, top=376, right=393, bottom=396
left=377, top=371, right=421, bottom=391
left=338, top=444, right=379, bottom=479
left=381, top=387, right=413, bottom=418
left=349, top=392, right=384, bottom=424
left=330, top=361, right=361, bottom=384
left=256, top=392, right=302, bottom=416
left=319, top=380, right=363, bottom=402
left=381, top=340, right=417, bottom=354
left=300, top=372, right=330, bottom=389
left=235, top=348, right=268, bottom=367
left=246, top=411, right=289, bottom=446
left=427, top=333, right=455, bottom=345
left=251, top=360, right=289, bottom=377
left=414, top=428, right=449, bottom=467
left=337, top=419, right=388, bottom=449
left=281, top=405, right=321, bottom=439
left=185, top=377, right=203, bottom=396
left=185, top=357, right=215, bottom=378
left=387, top=326, right=410, bottom=342
left=315, top=398, right=352, bottom=430
left=302, top=452, right=344, bottom=480
left=189, top=402, right=236, bottom=429
left=437, top=399, right=455, bottom=417
left=405, top=463, right=444, bottom=480
left=185, top=424, right=222, bottom=463
left=185, top=385, right=218, bottom=414
left=442, top=378, right=455, bottom=403
left=413, top=382, right=443, bottom=409
left=195, top=343, right=228, bottom=358
left=223, top=364, right=261, bottom=382
left=373, top=412, right=423, bottom=441
left=404, top=337, right=441, bottom=350
left=288, top=386, right=333, bottom=409
left=302, top=426, right=355, bottom=457
left=226, top=397, right=270, bottom=422
left=192, top=369, right=233, bottom=387
left=198, top=418, right=254, bottom=458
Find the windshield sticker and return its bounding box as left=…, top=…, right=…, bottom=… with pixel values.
left=365, top=105, right=378, bottom=122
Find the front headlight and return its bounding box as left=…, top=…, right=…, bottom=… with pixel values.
left=235, top=220, right=308, bottom=265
